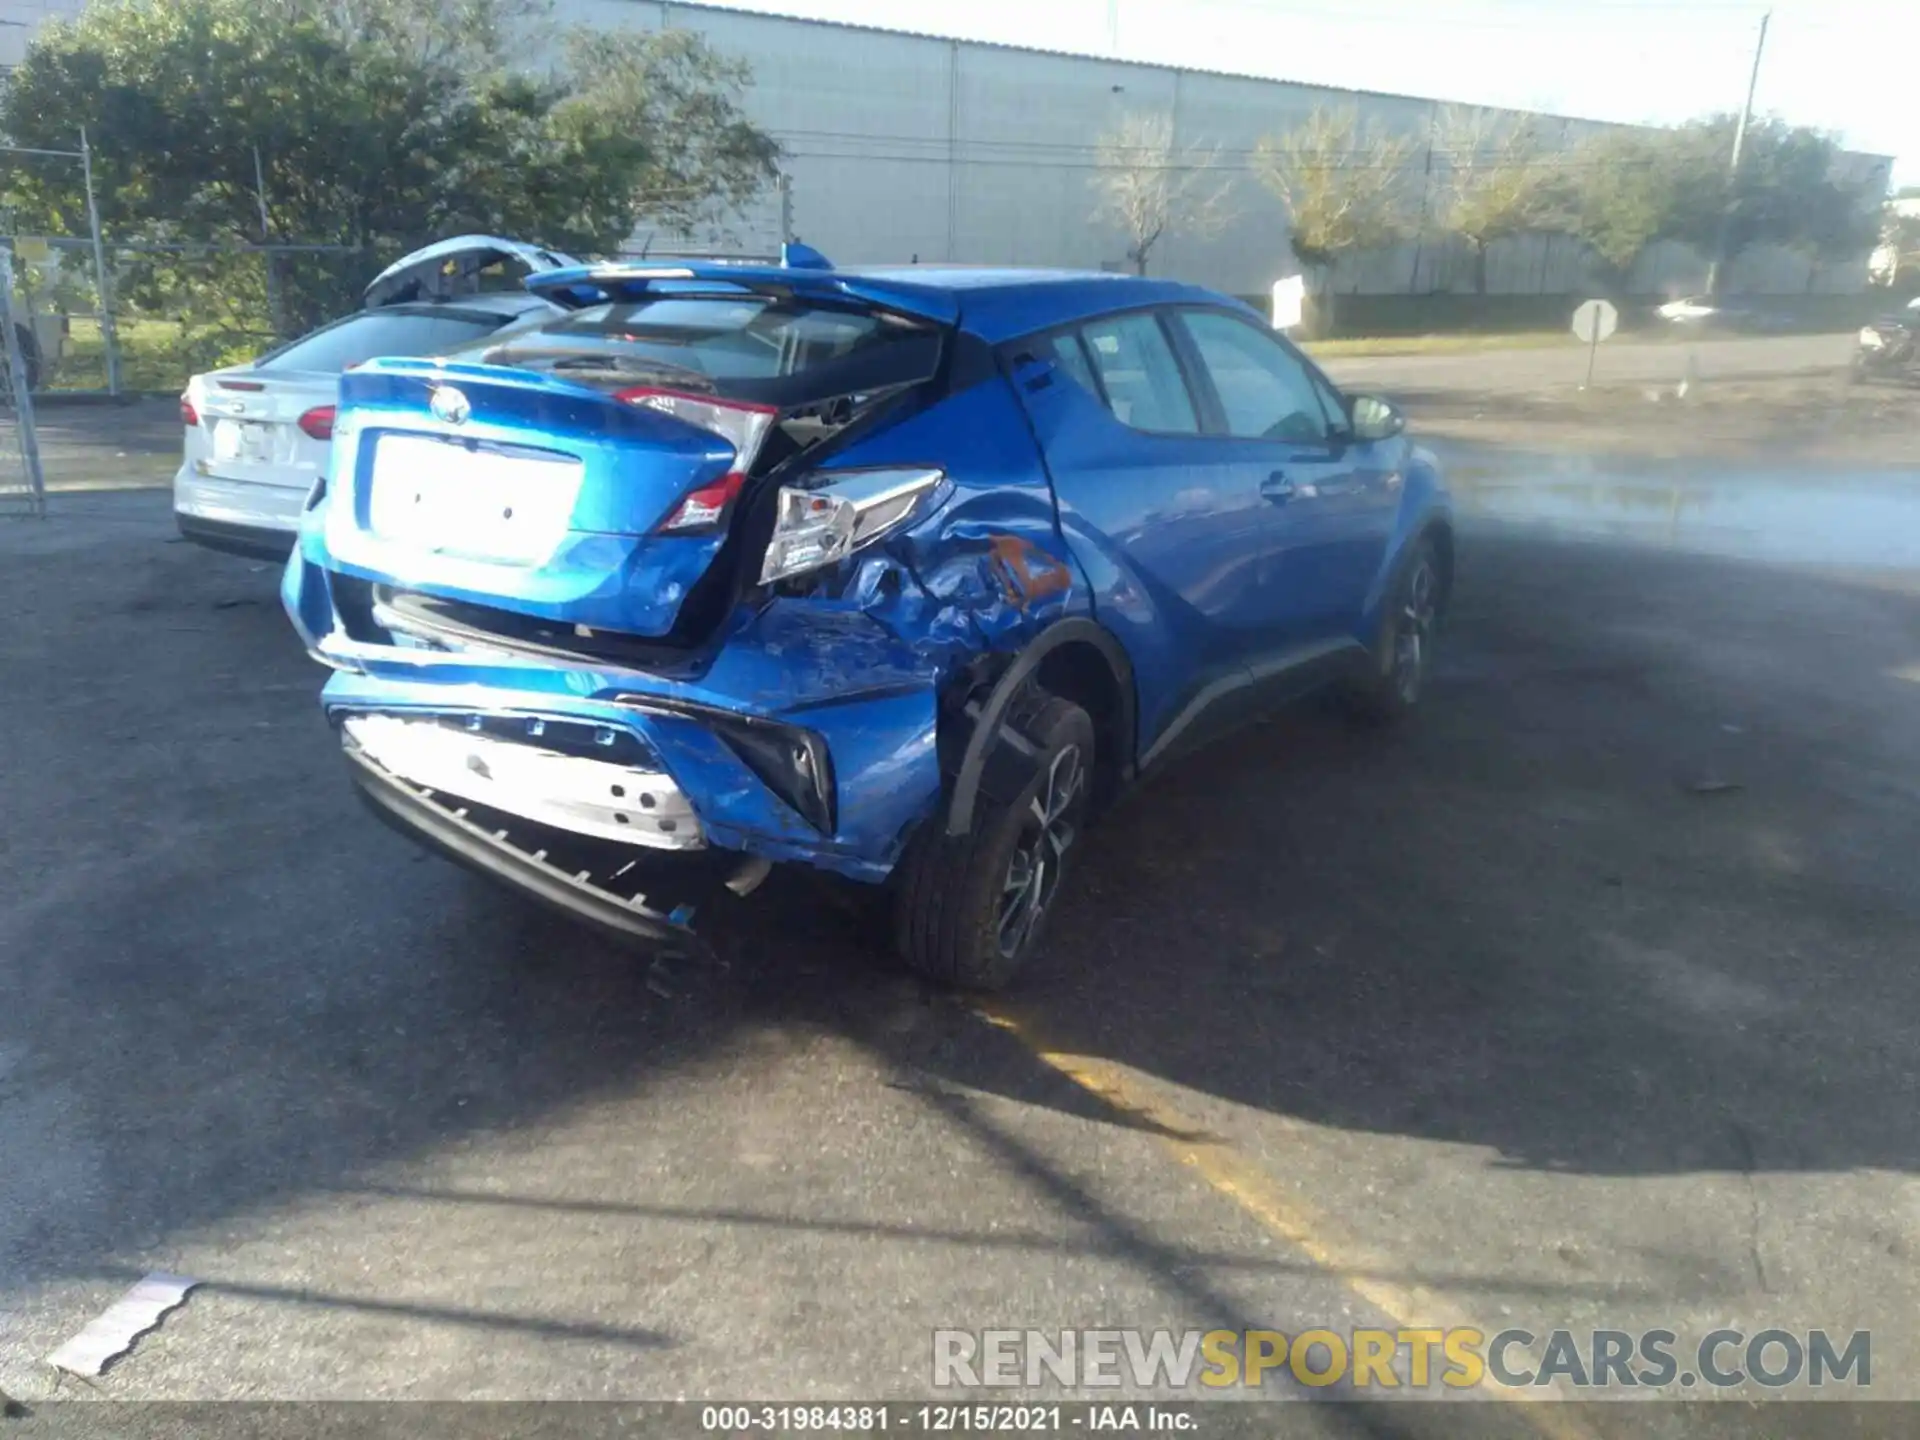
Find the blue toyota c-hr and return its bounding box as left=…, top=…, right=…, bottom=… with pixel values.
left=283, top=245, right=1452, bottom=989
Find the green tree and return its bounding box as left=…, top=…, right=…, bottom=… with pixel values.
left=1562, top=115, right=1883, bottom=290
left=1699, top=117, right=1882, bottom=289
left=1430, top=106, right=1570, bottom=294
left=1560, top=127, right=1719, bottom=285
left=1253, top=107, right=1417, bottom=333
left=1088, top=109, right=1234, bottom=275
left=0, top=0, right=778, bottom=359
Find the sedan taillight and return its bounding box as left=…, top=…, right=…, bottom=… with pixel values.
left=180, top=395, right=198, bottom=427
left=297, top=405, right=336, bottom=441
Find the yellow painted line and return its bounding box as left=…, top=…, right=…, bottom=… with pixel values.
left=975, top=1003, right=1605, bottom=1440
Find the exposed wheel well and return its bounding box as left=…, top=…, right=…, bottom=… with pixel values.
left=941, top=618, right=1138, bottom=839
left=1035, top=639, right=1130, bottom=809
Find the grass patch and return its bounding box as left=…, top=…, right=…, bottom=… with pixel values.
left=48, top=315, right=262, bottom=393
left=1303, top=331, right=1576, bottom=359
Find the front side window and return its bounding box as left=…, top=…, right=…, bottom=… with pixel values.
left=1077, top=312, right=1200, bottom=435
left=1178, top=310, right=1331, bottom=443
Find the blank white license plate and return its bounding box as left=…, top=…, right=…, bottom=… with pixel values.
left=368, top=433, right=582, bottom=565
left=211, top=418, right=275, bottom=464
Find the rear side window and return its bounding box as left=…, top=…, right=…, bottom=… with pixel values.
left=257, top=309, right=509, bottom=372
left=1077, top=312, right=1199, bottom=435
left=488, top=295, right=942, bottom=407
left=1046, top=332, right=1102, bottom=397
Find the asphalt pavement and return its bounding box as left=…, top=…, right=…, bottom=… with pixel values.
left=2, top=349, right=1918, bottom=1434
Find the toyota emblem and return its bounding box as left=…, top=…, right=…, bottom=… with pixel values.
left=430, top=385, right=471, bottom=425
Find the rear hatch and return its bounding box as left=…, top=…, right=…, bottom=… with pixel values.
left=362, top=235, right=581, bottom=307
left=318, top=274, right=951, bottom=645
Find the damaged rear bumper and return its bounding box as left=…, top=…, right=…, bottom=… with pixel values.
left=346, top=739, right=713, bottom=952
left=287, top=549, right=950, bottom=897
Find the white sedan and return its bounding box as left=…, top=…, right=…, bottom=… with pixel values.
left=174, top=236, right=577, bottom=560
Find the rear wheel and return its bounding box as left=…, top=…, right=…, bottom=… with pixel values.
left=1344, top=537, right=1441, bottom=724
left=893, top=692, right=1094, bottom=991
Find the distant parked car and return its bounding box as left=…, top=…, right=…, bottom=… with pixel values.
left=1654, top=295, right=1795, bottom=334
left=1852, top=296, right=1920, bottom=382
left=173, top=236, right=577, bottom=560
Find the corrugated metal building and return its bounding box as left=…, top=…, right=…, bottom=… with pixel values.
left=569, top=0, right=1891, bottom=298
left=3, top=0, right=1893, bottom=295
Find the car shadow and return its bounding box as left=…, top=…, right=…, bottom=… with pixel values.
left=882, top=528, right=1920, bottom=1180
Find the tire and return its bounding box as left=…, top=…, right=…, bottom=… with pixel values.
left=1344, top=537, right=1441, bottom=725
left=892, top=691, right=1095, bottom=991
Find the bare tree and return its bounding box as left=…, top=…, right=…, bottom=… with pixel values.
left=1253, top=107, right=1417, bottom=331
left=1430, top=106, right=1569, bottom=294
left=1089, top=110, right=1235, bottom=276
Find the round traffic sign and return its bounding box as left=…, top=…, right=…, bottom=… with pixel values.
left=1571, top=299, right=1619, bottom=345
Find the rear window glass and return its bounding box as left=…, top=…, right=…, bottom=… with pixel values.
left=258, top=310, right=507, bottom=373
left=485, top=296, right=942, bottom=406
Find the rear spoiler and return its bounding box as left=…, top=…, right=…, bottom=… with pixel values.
left=524, top=244, right=960, bottom=327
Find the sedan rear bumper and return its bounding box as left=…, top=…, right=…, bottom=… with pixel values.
left=174, top=464, right=304, bottom=560
left=176, top=511, right=298, bottom=562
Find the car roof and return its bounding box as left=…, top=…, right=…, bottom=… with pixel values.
left=839, top=267, right=1255, bottom=343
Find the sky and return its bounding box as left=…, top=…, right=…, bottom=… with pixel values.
left=686, top=0, right=1916, bottom=187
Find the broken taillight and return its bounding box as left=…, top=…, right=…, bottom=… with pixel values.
left=180, top=395, right=198, bottom=427
left=614, top=387, right=776, bottom=534
left=297, top=405, right=336, bottom=441
left=759, top=468, right=946, bottom=584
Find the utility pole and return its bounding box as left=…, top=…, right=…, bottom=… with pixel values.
left=79, top=127, right=122, bottom=397
left=253, top=146, right=285, bottom=341
left=1107, top=0, right=1119, bottom=54
left=1705, top=9, right=1771, bottom=297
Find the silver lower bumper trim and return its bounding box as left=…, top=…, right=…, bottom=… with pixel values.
left=340, top=713, right=703, bottom=850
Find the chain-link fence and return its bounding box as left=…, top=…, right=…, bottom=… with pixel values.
left=6, top=236, right=369, bottom=396
left=0, top=248, right=45, bottom=518
left=30, top=240, right=366, bottom=395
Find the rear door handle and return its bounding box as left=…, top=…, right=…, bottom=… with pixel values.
left=1261, top=472, right=1295, bottom=503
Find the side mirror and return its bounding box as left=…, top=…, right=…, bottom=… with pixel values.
left=1349, top=394, right=1405, bottom=442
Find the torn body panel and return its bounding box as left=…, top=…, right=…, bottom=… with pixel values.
left=282, top=367, right=1087, bottom=888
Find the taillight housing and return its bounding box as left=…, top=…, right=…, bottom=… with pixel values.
left=297, top=405, right=336, bottom=441
left=179, top=395, right=198, bottom=427
left=615, top=387, right=777, bottom=534
left=759, top=468, right=947, bottom=585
